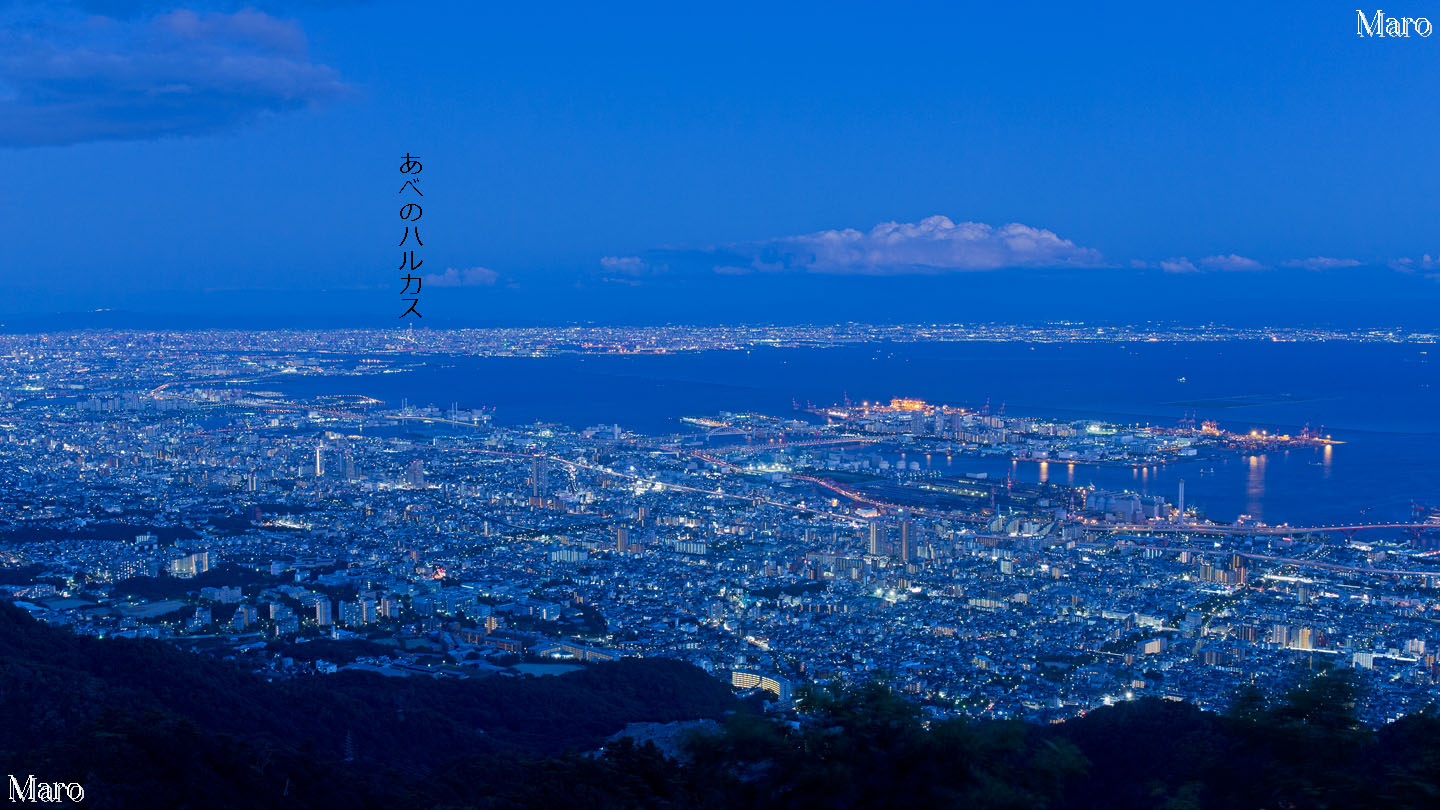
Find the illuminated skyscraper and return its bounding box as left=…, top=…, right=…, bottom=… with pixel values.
left=531, top=457, right=548, bottom=498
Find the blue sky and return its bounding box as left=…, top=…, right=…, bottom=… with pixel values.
left=3, top=1, right=1438, bottom=326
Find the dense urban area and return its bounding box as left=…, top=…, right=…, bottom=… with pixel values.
left=3, top=327, right=1439, bottom=729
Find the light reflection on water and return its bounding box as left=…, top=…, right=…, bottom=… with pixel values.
left=874, top=445, right=1350, bottom=525
left=1246, top=454, right=1267, bottom=520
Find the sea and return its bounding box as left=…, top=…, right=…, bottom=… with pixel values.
left=273, top=341, right=1438, bottom=528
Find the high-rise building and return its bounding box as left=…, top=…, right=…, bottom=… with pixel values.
left=340, top=598, right=375, bottom=627
left=168, top=551, right=211, bottom=578
left=315, top=599, right=333, bottom=626
left=1271, top=623, right=1291, bottom=647
left=232, top=604, right=258, bottom=631
left=405, top=459, right=425, bottom=488
left=730, top=670, right=793, bottom=702
left=867, top=522, right=885, bottom=556
left=899, top=519, right=916, bottom=564
left=616, top=525, right=630, bottom=553
left=314, top=442, right=324, bottom=477
left=531, top=457, right=548, bottom=498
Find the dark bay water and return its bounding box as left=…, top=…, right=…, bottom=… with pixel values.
left=276, top=342, right=1438, bottom=527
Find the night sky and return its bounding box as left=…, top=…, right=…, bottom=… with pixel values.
left=4, top=1, right=1438, bottom=326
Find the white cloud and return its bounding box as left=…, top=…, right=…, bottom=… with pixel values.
left=1198, top=254, right=1267, bottom=272
left=599, top=255, right=668, bottom=276
left=736, top=215, right=1105, bottom=275
left=1282, top=257, right=1363, bottom=270
left=600, top=255, right=645, bottom=272
left=1159, top=258, right=1199, bottom=274
left=1390, top=255, right=1440, bottom=275
left=424, top=266, right=499, bottom=287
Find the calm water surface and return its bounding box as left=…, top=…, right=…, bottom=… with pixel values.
left=275, top=342, right=1438, bottom=527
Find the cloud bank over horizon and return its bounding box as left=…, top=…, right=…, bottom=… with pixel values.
left=593, top=216, right=1421, bottom=284
left=424, top=266, right=500, bottom=288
